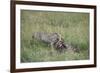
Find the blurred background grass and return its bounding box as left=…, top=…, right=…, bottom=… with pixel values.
left=21, top=10, right=89, bottom=62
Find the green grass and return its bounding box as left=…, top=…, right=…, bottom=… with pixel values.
left=21, top=10, right=89, bottom=62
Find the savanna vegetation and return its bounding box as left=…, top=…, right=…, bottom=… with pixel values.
left=21, top=10, right=89, bottom=62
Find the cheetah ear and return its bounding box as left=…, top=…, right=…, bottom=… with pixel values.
left=61, top=38, right=64, bottom=41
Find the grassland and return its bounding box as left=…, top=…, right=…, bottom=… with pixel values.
left=21, top=10, right=89, bottom=62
